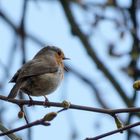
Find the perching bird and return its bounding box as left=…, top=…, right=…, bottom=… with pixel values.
left=8, top=46, right=68, bottom=100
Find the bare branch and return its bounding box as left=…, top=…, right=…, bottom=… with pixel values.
left=0, top=95, right=140, bottom=115
left=0, top=123, right=22, bottom=140
left=0, top=118, right=50, bottom=137
left=85, top=121, right=140, bottom=140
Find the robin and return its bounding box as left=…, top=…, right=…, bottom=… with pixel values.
left=7, top=46, right=69, bottom=101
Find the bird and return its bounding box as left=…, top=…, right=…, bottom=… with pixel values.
left=7, top=46, right=69, bottom=101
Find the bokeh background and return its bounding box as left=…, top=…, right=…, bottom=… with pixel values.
left=0, top=0, right=140, bottom=140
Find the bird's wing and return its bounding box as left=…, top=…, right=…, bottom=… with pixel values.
left=9, top=69, right=21, bottom=83
left=10, top=59, right=58, bottom=83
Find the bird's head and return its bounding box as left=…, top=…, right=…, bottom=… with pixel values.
left=34, top=46, right=69, bottom=71
left=34, top=46, right=68, bottom=59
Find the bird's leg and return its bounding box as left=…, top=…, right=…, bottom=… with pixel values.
left=27, top=94, right=34, bottom=106
left=44, top=95, right=49, bottom=102
left=43, top=96, right=50, bottom=107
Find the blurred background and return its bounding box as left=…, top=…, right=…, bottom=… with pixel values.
left=0, top=0, right=140, bottom=140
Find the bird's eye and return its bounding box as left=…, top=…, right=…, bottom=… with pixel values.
left=57, top=51, right=61, bottom=56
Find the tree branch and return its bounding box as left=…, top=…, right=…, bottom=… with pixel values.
left=0, top=122, right=22, bottom=140
left=0, top=95, right=140, bottom=115
left=0, top=118, right=50, bottom=137
left=85, top=121, right=140, bottom=140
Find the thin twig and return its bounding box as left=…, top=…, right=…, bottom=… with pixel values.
left=0, top=118, right=50, bottom=137
left=0, top=107, right=65, bottom=137
left=0, top=10, right=45, bottom=47
left=0, top=123, right=22, bottom=140
left=85, top=121, right=140, bottom=140
left=19, top=0, right=28, bottom=64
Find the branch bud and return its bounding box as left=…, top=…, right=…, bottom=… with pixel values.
left=18, top=111, right=24, bottom=119
left=43, top=112, right=57, bottom=122
left=114, top=115, right=124, bottom=133
left=133, top=80, right=140, bottom=90
left=62, top=100, right=71, bottom=109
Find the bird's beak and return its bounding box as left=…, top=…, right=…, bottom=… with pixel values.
left=63, top=57, right=70, bottom=60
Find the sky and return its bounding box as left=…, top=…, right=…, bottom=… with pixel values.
left=0, top=0, right=139, bottom=140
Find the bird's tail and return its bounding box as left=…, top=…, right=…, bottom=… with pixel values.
left=8, top=84, right=20, bottom=99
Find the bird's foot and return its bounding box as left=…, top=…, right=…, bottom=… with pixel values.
left=28, top=95, right=34, bottom=106
left=43, top=96, right=50, bottom=107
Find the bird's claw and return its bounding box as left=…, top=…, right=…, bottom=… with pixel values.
left=28, top=95, right=34, bottom=106
left=43, top=96, right=50, bottom=107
